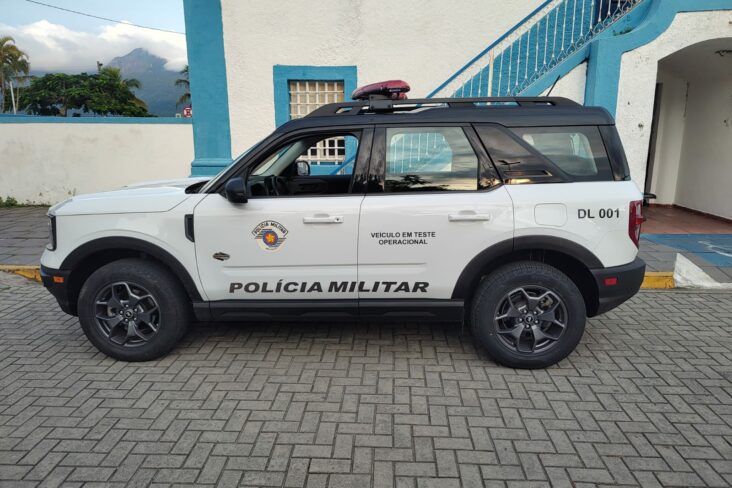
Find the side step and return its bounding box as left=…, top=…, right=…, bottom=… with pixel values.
left=193, top=299, right=465, bottom=322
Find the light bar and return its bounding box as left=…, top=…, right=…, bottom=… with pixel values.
left=351, top=80, right=410, bottom=101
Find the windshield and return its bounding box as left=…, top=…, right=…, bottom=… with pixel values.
left=252, top=142, right=297, bottom=176
left=197, top=142, right=260, bottom=193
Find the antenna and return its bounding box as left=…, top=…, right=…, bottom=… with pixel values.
left=546, top=75, right=561, bottom=97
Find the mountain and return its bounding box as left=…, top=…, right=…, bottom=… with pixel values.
left=107, top=48, right=186, bottom=117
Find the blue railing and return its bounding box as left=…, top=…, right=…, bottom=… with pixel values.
left=429, top=0, right=646, bottom=98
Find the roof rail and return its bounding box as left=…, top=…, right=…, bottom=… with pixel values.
left=306, top=96, right=579, bottom=118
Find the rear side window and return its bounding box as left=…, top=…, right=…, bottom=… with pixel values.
left=476, top=125, right=614, bottom=183
left=510, top=126, right=613, bottom=181
left=384, top=127, right=479, bottom=192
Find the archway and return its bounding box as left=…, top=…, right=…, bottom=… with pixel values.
left=645, top=37, right=732, bottom=224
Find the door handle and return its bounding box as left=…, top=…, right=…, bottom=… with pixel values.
left=448, top=212, right=492, bottom=222
left=303, top=215, right=344, bottom=224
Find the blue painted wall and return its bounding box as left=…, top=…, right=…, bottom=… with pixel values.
left=513, top=0, right=652, bottom=102
left=452, top=0, right=732, bottom=117
left=183, top=0, right=232, bottom=176
left=488, top=0, right=599, bottom=97
left=584, top=0, right=732, bottom=115
left=181, top=0, right=732, bottom=180
left=447, top=0, right=655, bottom=99
left=273, top=65, right=358, bottom=174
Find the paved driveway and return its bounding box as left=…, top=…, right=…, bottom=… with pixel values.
left=0, top=207, right=49, bottom=266
left=0, top=272, right=731, bottom=488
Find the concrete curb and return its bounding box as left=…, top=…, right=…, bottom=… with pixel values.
left=641, top=272, right=675, bottom=289
left=673, top=254, right=732, bottom=290
left=0, top=265, right=42, bottom=282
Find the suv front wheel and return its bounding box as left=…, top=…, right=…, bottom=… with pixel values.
left=77, top=258, right=190, bottom=361
left=470, top=262, right=586, bottom=369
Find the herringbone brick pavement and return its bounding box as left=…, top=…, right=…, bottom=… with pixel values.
left=0, top=272, right=730, bottom=487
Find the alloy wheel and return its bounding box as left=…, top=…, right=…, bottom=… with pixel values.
left=494, top=286, right=567, bottom=354
left=94, top=281, right=161, bottom=347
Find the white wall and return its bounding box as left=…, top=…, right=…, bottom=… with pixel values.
left=616, top=10, right=732, bottom=189
left=220, top=0, right=544, bottom=156
left=674, top=77, right=732, bottom=219
left=648, top=69, right=687, bottom=204
left=540, top=62, right=586, bottom=105
left=0, top=123, right=194, bottom=205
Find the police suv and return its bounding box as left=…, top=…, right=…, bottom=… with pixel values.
left=41, top=81, right=646, bottom=368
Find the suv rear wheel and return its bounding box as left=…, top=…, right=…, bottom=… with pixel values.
left=78, top=258, right=190, bottom=361
left=470, top=262, right=586, bottom=369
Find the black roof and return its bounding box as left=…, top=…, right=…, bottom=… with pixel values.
left=275, top=97, right=615, bottom=134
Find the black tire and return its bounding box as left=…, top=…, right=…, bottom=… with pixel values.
left=78, top=258, right=190, bottom=361
left=470, top=261, right=586, bottom=369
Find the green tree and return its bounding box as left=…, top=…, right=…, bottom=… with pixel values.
left=21, top=73, right=87, bottom=116
left=175, top=64, right=190, bottom=107
left=0, top=36, right=30, bottom=114
left=86, top=66, right=149, bottom=116
left=22, top=67, right=151, bottom=117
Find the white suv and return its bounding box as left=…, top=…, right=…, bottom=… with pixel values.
left=40, top=93, right=646, bottom=368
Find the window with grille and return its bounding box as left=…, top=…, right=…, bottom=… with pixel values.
left=288, top=80, right=346, bottom=166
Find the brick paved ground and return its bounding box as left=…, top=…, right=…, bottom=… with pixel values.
left=0, top=207, right=49, bottom=265
left=1, top=272, right=731, bottom=487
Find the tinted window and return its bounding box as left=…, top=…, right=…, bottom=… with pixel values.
left=475, top=125, right=564, bottom=184
left=599, top=126, right=630, bottom=180
left=248, top=132, right=361, bottom=197
left=385, top=127, right=479, bottom=192
left=510, top=126, right=613, bottom=180
left=253, top=135, right=357, bottom=177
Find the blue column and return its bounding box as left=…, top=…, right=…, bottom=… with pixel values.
left=273, top=65, right=357, bottom=127
left=183, top=0, right=232, bottom=176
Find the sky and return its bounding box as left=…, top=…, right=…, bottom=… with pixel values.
left=0, top=0, right=187, bottom=72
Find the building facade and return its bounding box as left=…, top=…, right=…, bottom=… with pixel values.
left=183, top=0, right=732, bottom=220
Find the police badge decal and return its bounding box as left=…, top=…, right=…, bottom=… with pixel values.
left=252, top=220, right=289, bottom=251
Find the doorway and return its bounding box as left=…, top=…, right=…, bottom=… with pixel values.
left=644, top=38, right=732, bottom=223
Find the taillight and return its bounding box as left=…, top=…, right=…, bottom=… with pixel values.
left=629, top=200, right=643, bottom=248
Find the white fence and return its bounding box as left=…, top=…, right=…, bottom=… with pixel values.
left=0, top=119, right=194, bottom=205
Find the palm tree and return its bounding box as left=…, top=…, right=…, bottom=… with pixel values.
left=119, top=72, right=147, bottom=112
left=175, top=65, right=191, bottom=107
left=98, top=66, right=147, bottom=110
left=0, top=36, right=30, bottom=114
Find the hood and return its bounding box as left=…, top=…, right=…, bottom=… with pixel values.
left=50, top=178, right=208, bottom=216
left=124, top=177, right=209, bottom=189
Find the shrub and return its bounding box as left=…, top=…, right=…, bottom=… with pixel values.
left=0, top=196, right=19, bottom=207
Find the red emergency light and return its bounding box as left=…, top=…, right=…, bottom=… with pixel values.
left=352, top=80, right=410, bottom=101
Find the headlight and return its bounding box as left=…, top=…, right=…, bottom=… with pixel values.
left=47, top=216, right=57, bottom=251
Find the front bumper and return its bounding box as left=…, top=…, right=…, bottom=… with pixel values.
left=591, top=257, right=646, bottom=316
left=40, top=265, right=75, bottom=316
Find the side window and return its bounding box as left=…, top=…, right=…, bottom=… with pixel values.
left=510, top=126, right=613, bottom=181
left=287, top=80, right=356, bottom=176
left=384, top=127, right=479, bottom=192
left=282, top=134, right=357, bottom=176
left=476, top=125, right=563, bottom=184
left=248, top=132, right=361, bottom=197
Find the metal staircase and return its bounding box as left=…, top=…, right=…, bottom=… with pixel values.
left=429, top=0, right=646, bottom=99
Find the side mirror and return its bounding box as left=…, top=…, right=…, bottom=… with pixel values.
left=224, top=177, right=248, bottom=204
left=296, top=160, right=310, bottom=176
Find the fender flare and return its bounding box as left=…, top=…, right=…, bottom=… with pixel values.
left=451, top=236, right=603, bottom=299
left=61, top=236, right=203, bottom=301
